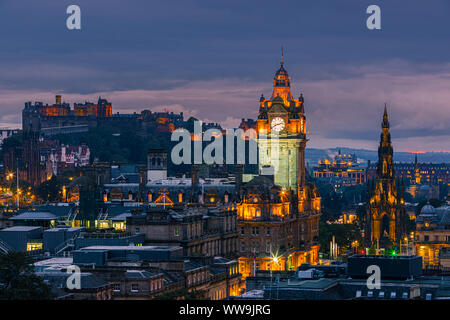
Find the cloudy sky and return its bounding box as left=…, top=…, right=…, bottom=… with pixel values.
left=0, top=0, right=449, bottom=151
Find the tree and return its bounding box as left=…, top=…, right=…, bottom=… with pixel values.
left=0, top=251, right=54, bottom=300
left=0, top=131, right=23, bottom=159
left=35, top=175, right=60, bottom=202
left=319, top=220, right=363, bottom=255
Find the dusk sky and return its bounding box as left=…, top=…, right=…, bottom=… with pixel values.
left=0, top=0, right=449, bottom=151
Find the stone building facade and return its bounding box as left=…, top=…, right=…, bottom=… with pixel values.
left=237, top=57, right=321, bottom=278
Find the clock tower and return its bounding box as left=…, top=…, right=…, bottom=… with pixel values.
left=237, top=56, right=321, bottom=278
left=257, top=56, right=307, bottom=193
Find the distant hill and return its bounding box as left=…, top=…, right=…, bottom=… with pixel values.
left=305, top=147, right=450, bottom=167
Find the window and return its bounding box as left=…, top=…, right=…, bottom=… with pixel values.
left=240, top=242, right=245, bottom=252
left=402, top=292, right=408, bottom=299
left=379, top=291, right=384, bottom=298
left=426, top=293, right=432, bottom=300
left=367, top=291, right=373, bottom=297
left=390, top=292, right=396, bottom=299
left=26, top=242, right=43, bottom=252
left=266, top=228, right=270, bottom=236
left=424, top=235, right=429, bottom=241
left=356, top=290, right=361, bottom=298
left=113, top=284, right=121, bottom=292
left=174, top=227, right=180, bottom=237
left=240, top=227, right=245, bottom=235
left=131, top=284, right=139, bottom=292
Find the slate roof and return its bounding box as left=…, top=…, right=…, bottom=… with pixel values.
left=125, top=270, right=161, bottom=280
left=37, top=272, right=110, bottom=290
left=10, top=211, right=58, bottom=221
left=0, top=226, right=42, bottom=232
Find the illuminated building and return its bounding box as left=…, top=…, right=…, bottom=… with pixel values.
left=367, top=155, right=449, bottom=200
left=126, top=204, right=238, bottom=258
left=365, top=106, right=406, bottom=246
left=74, top=97, right=112, bottom=117
left=237, top=56, right=321, bottom=278
left=257, top=57, right=307, bottom=193
left=415, top=203, right=450, bottom=267
left=313, top=150, right=366, bottom=185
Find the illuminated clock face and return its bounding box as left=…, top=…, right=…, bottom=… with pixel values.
left=271, top=117, right=285, bottom=132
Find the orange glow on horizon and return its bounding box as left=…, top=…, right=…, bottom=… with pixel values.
left=403, top=148, right=450, bottom=154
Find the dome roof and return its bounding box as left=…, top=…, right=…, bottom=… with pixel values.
left=275, top=64, right=288, bottom=77
left=273, top=63, right=290, bottom=88
left=421, top=203, right=436, bottom=215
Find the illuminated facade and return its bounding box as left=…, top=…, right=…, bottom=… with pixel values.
left=237, top=58, right=321, bottom=278
left=257, top=58, right=307, bottom=193
left=365, top=106, right=406, bottom=246
left=74, top=97, right=112, bottom=117
left=415, top=204, right=450, bottom=267
left=313, top=150, right=366, bottom=185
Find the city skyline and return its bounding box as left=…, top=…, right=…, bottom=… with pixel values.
left=0, top=1, right=449, bottom=152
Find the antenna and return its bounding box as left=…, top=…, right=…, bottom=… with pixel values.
left=281, top=46, right=284, bottom=65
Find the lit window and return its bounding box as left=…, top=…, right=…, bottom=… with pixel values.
left=27, top=242, right=43, bottom=251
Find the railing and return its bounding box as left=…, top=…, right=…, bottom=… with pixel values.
left=97, top=208, right=109, bottom=221
left=66, top=206, right=78, bottom=224
left=53, top=234, right=79, bottom=255
left=0, top=238, right=14, bottom=253
left=80, top=231, right=132, bottom=239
